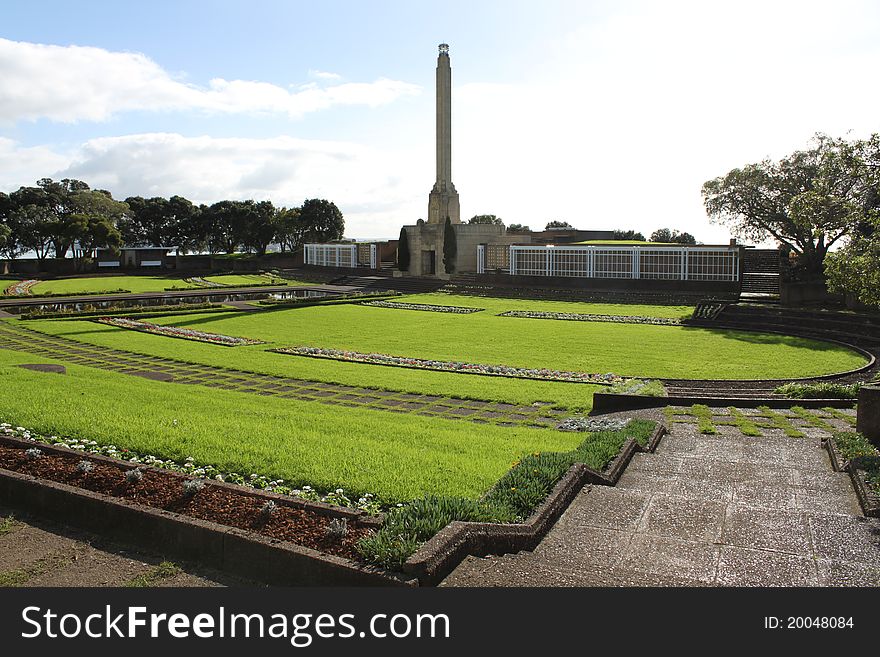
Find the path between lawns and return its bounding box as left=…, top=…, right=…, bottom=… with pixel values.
left=0, top=322, right=568, bottom=430
left=442, top=407, right=880, bottom=587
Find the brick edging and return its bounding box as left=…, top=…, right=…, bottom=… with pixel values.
left=403, top=424, right=667, bottom=585
left=0, top=436, right=407, bottom=585
left=822, top=436, right=880, bottom=518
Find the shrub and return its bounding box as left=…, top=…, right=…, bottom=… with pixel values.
left=325, top=517, right=349, bottom=540
left=76, top=460, right=94, bottom=474
left=833, top=432, right=879, bottom=461
left=182, top=479, right=205, bottom=497
left=774, top=382, right=860, bottom=399
left=125, top=468, right=144, bottom=484
left=357, top=420, right=656, bottom=570
left=397, top=227, right=410, bottom=271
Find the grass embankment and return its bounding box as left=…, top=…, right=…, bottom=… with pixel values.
left=29, top=276, right=197, bottom=295
left=0, top=349, right=581, bottom=503
left=105, top=293, right=865, bottom=379
left=358, top=419, right=657, bottom=568
left=27, top=273, right=300, bottom=297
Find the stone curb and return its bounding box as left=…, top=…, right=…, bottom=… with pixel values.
left=592, top=393, right=856, bottom=414
left=402, top=424, right=667, bottom=586
left=822, top=436, right=880, bottom=518
left=0, top=437, right=406, bottom=586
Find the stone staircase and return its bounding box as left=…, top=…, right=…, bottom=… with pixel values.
left=441, top=418, right=876, bottom=587
left=329, top=274, right=447, bottom=294
left=670, top=303, right=880, bottom=398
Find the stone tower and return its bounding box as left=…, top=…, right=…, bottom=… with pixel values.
left=427, top=43, right=460, bottom=224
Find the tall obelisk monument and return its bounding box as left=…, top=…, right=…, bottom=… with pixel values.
left=428, top=43, right=460, bottom=224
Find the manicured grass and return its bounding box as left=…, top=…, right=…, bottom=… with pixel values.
left=202, top=273, right=302, bottom=287
left=136, top=295, right=865, bottom=379
left=0, top=349, right=582, bottom=503
left=403, top=293, right=695, bottom=319
left=30, top=275, right=197, bottom=295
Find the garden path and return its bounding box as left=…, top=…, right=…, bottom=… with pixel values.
left=0, top=321, right=571, bottom=430
left=442, top=409, right=880, bottom=586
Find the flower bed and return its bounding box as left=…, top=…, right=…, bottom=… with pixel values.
left=0, top=437, right=372, bottom=560
left=556, top=417, right=631, bottom=432
left=0, top=421, right=383, bottom=514
left=271, top=346, right=623, bottom=385
left=361, top=300, right=484, bottom=314
left=95, top=317, right=263, bottom=346
left=3, top=280, right=38, bottom=296
left=499, top=310, right=682, bottom=325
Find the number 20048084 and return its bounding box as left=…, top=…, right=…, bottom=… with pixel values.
left=764, top=617, right=853, bottom=629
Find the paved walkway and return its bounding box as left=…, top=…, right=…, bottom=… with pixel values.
left=443, top=410, right=880, bottom=586
left=0, top=321, right=570, bottom=429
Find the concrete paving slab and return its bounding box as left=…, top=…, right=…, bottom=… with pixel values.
left=715, top=546, right=819, bottom=587
left=722, top=506, right=812, bottom=555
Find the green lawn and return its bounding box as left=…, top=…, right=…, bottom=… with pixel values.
left=17, top=292, right=868, bottom=411
left=0, top=291, right=870, bottom=508
left=30, top=275, right=197, bottom=295
left=0, top=349, right=579, bottom=502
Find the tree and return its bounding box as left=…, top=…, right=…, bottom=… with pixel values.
left=824, top=134, right=880, bottom=305
left=397, top=226, right=410, bottom=271
left=702, top=134, right=869, bottom=278
left=241, top=200, right=276, bottom=255
left=7, top=204, right=55, bottom=261
left=468, top=214, right=503, bottom=225
left=442, top=216, right=457, bottom=274
left=545, top=220, right=573, bottom=230
left=273, top=207, right=302, bottom=252
left=0, top=222, right=9, bottom=252
left=203, top=200, right=255, bottom=254
left=650, top=228, right=696, bottom=244
left=612, top=229, right=645, bottom=241
left=507, top=223, right=530, bottom=233
left=298, top=199, right=344, bottom=244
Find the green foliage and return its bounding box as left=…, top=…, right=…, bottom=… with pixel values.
left=822, top=407, right=858, bottom=427
left=358, top=420, right=656, bottom=569
left=0, top=350, right=582, bottom=503
left=650, top=228, right=696, bottom=244
left=790, top=406, right=835, bottom=431
left=442, top=216, right=457, bottom=273
left=125, top=561, right=181, bottom=588
left=726, top=407, right=762, bottom=436
left=467, top=214, right=503, bottom=225
left=397, top=226, right=410, bottom=271
left=690, top=404, right=718, bottom=434
left=774, top=381, right=860, bottom=399
left=756, top=406, right=805, bottom=438
left=298, top=198, right=345, bottom=245
left=703, top=133, right=875, bottom=278
left=612, top=229, right=645, bottom=241
left=507, top=223, right=530, bottom=232
left=832, top=431, right=879, bottom=461
left=545, top=220, right=573, bottom=230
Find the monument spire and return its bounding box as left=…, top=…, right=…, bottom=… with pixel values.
left=428, top=43, right=460, bottom=224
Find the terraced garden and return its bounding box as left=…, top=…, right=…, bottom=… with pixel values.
left=3, top=273, right=302, bottom=297
left=0, top=292, right=868, bottom=510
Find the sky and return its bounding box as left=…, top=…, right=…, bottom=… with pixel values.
left=1, top=0, right=879, bottom=243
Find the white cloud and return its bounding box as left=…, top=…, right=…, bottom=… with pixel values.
left=308, top=69, right=342, bottom=80
left=0, top=38, right=419, bottom=123
left=0, top=138, right=72, bottom=190
left=452, top=0, right=880, bottom=243
left=0, top=132, right=426, bottom=239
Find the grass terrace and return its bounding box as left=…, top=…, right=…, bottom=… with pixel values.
left=0, top=291, right=870, bottom=514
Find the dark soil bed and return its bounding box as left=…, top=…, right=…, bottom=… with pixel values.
left=0, top=444, right=370, bottom=561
